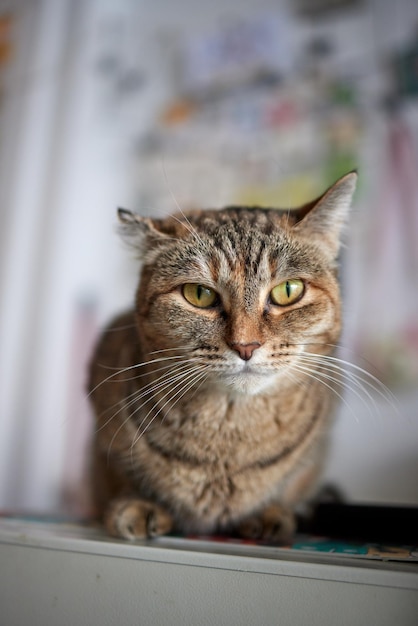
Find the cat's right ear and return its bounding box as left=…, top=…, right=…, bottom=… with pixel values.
left=117, top=208, right=171, bottom=259
left=292, top=172, right=357, bottom=261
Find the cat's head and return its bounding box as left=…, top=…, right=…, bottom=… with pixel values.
left=118, top=172, right=357, bottom=395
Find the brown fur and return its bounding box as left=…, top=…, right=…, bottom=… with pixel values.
left=88, top=172, right=357, bottom=542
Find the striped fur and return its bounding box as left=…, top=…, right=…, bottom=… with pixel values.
left=88, top=173, right=357, bottom=542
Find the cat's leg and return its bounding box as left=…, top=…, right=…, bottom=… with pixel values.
left=237, top=504, right=296, bottom=544
left=237, top=457, right=325, bottom=543
left=105, top=497, right=174, bottom=540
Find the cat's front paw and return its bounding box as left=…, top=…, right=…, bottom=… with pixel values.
left=105, top=498, right=174, bottom=540
left=237, top=504, right=296, bottom=544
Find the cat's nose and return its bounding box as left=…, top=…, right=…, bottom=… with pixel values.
left=230, top=342, right=261, bottom=361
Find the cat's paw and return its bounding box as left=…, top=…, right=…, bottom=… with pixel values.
left=237, top=504, right=296, bottom=544
left=105, top=498, right=174, bottom=540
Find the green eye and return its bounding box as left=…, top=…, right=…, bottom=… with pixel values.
left=182, top=284, right=218, bottom=308
left=270, top=279, right=304, bottom=306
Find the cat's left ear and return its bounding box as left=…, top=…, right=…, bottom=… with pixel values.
left=292, top=171, right=357, bottom=260
left=117, top=208, right=171, bottom=258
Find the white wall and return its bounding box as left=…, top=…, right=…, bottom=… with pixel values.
left=0, top=0, right=133, bottom=510
left=0, top=0, right=417, bottom=513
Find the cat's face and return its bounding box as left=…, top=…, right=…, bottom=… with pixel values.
left=119, top=173, right=357, bottom=395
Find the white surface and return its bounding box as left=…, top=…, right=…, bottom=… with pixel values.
left=0, top=518, right=418, bottom=626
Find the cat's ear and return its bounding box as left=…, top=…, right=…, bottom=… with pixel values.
left=117, top=208, right=171, bottom=259
left=292, top=171, right=357, bottom=260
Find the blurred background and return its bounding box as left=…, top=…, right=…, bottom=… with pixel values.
left=0, top=0, right=417, bottom=516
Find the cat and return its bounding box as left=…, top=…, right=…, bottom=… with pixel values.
left=88, top=171, right=357, bottom=543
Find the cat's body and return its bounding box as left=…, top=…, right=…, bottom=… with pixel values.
left=88, top=173, right=357, bottom=542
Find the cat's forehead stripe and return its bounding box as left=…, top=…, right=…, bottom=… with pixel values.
left=210, top=228, right=270, bottom=276
left=168, top=209, right=324, bottom=288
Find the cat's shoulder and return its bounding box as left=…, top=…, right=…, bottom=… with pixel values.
left=97, top=310, right=137, bottom=347
left=88, top=310, right=138, bottom=392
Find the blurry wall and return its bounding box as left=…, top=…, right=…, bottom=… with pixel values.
left=0, top=0, right=417, bottom=514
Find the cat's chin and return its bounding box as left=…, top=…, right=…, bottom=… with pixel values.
left=219, top=370, right=280, bottom=396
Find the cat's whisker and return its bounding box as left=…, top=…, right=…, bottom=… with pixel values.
left=105, top=362, right=205, bottom=442
left=88, top=355, right=187, bottom=395
left=321, top=354, right=397, bottom=407
left=148, top=347, right=191, bottom=356
left=288, top=362, right=359, bottom=422
left=130, top=362, right=209, bottom=436
left=171, top=212, right=206, bottom=247
left=106, top=411, right=136, bottom=466
left=127, top=362, right=204, bottom=409
left=105, top=357, right=200, bottom=383
left=95, top=360, right=198, bottom=431
left=288, top=341, right=398, bottom=413
left=298, top=340, right=395, bottom=387
left=129, top=364, right=209, bottom=451
left=161, top=158, right=205, bottom=247
left=105, top=363, right=208, bottom=462
left=184, top=367, right=210, bottom=403
left=93, top=354, right=186, bottom=373
left=283, top=368, right=308, bottom=389
left=129, top=367, right=210, bottom=455
left=128, top=377, right=210, bottom=469
left=296, top=355, right=377, bottom=418
left=299, top=354, right=378, bottom=401
left=301, top=351, right=398, bottom=413
left=160, top=367, right=210, bottom=425
left=99, top=360, right=204, bottom=433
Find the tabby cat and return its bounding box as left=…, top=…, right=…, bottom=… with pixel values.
left=88, top=171, right=357, bottom=542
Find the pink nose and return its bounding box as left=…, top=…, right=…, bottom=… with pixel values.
left=230, top=342, right=261, bottom=361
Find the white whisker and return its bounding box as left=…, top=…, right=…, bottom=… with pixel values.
left=288, top=341, right=399, bottom=415
left=135, top=367, right=209, bottom=448
left=96, top=361, right=197, bottom=433
left=129, top=364, right=209, bottom=451
left=288, top=361, right=359, bottom=422
left=296, top=355, right=376, bottom=418
left=106, top=358, right=200, bottom=383
left=301, top=351, right=399, bottom=414
left=88, top=355, right=186, bottom=395
left=105, top=363, right=208, bottom=461
left=148, top=346, right=191, bottom=356
left=161, top=158, right=205, bottom=247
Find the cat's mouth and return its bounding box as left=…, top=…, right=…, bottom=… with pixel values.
left=222, top=362, right=260, bottom=376
left=219, top=362, right=279, bottom=394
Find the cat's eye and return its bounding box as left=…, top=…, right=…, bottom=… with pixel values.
left=182, top=283, right=218, bottom=309
left=270, top=279, right=304, bottom=306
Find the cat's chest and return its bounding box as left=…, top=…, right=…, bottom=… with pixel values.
left=143, top=391, right=293, bottom=470
left=128, top=386, right=327, bottom=531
